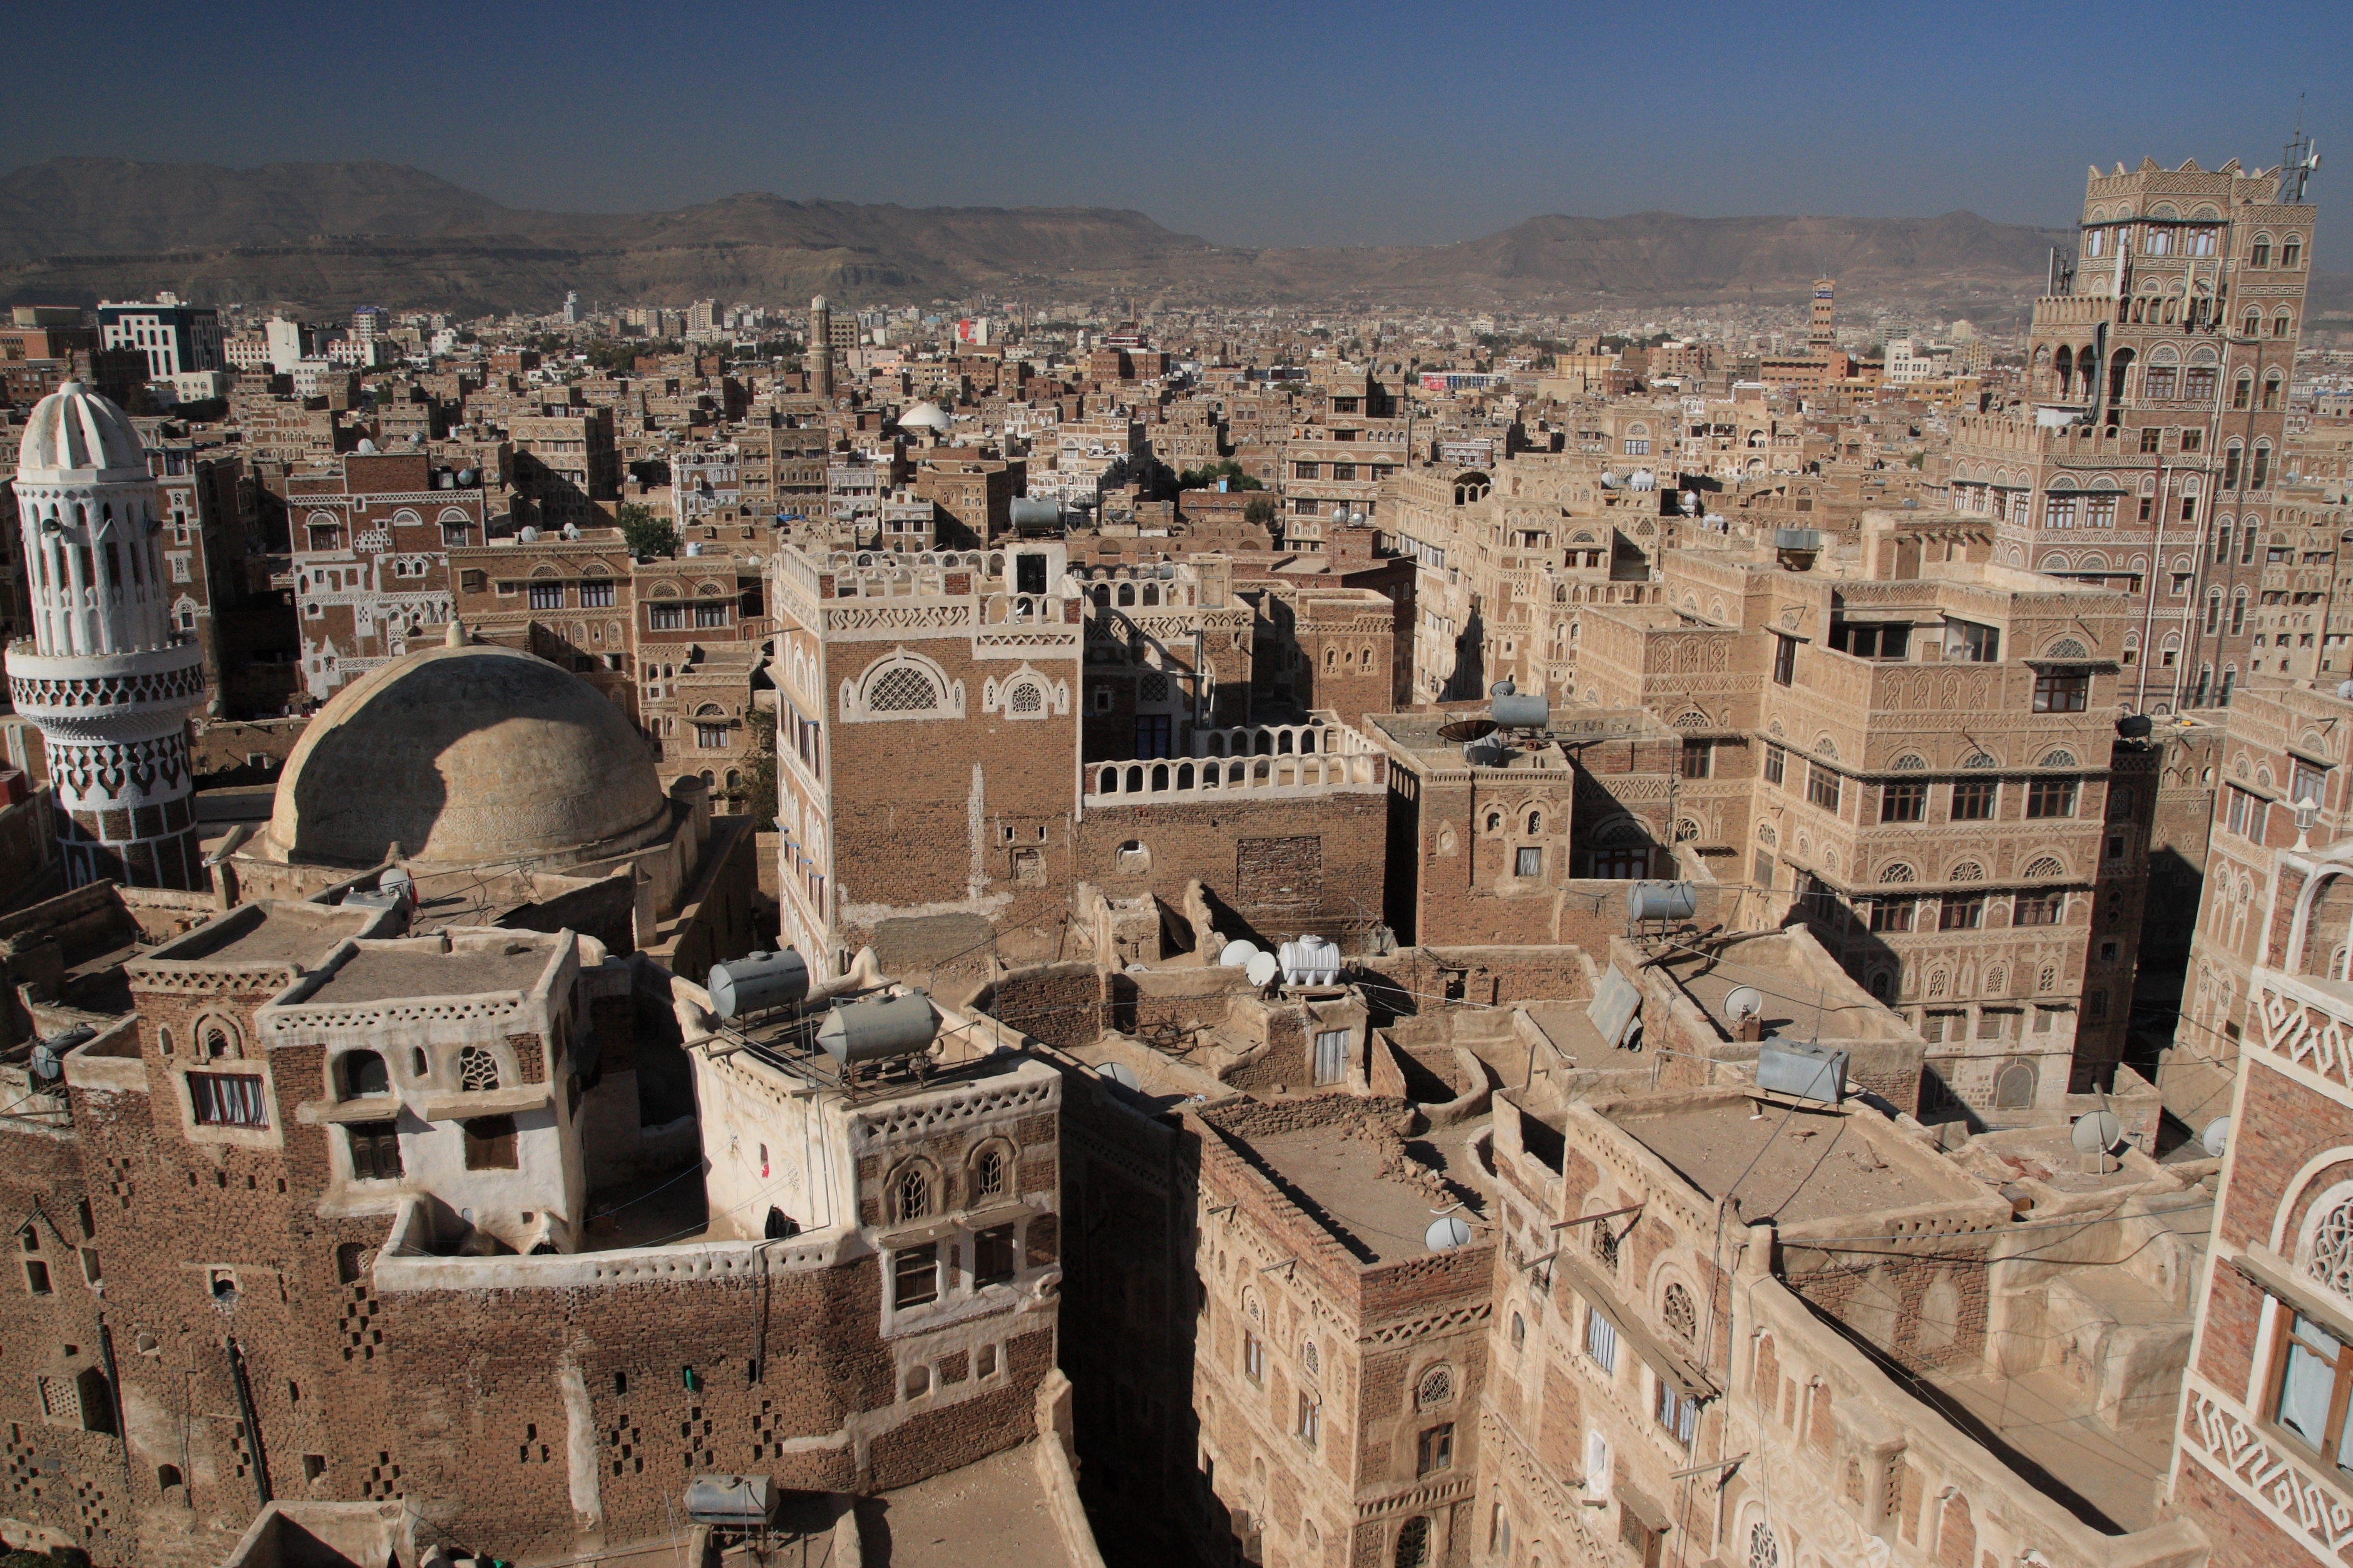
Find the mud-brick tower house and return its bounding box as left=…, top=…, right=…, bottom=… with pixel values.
left=6, top=380, right=207, bottom=887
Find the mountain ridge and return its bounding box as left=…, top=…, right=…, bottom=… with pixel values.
left=4, top=156, right=2335, bottom=322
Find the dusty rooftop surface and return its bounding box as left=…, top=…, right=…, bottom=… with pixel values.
left=304, top=941, right=554, bottom=1005
left=1924, top=1361, right=2173, bottom=1534
left=859, top=1440, right=1072, bottom=1568
left=1657, top=946, right=1888, bottom=1040
left=1613, top=1100, right=1957, bottom=1224
left=162, top=903, right=374, bottom=967
left=1240, top=1119, right=1487, bottom=1263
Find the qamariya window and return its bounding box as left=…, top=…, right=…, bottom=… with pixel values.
left=841, top=647, right=965, bottom=723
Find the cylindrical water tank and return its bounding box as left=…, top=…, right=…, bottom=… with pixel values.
left=1492, top=692, right=1549, bottom=730
left=1626, top=881, right=1698, bottom=921
left=1009, top=497, right=1063, bottom=533
left=707, top=949, right=810, bottom=1022
left=818, top=992, right=940, bottom=1065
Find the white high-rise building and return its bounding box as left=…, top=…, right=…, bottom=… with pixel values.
left=5, top=382, right=207, bottom=888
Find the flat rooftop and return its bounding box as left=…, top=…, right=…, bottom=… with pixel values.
left=1233, top=1115, right=1489, bottom=1264
left=861, top=1441, right=1074, bottom=1568
left=304, top=940, right=555, bottom=1006
left=1656, top=940, right=1904, bottom=1043
left=155, top=903, right=377, bottom=968
left=1609, top=1098, right=1964, bottom=1226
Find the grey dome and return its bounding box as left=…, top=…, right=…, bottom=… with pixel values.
left=265, top=642, right=668, bottom=869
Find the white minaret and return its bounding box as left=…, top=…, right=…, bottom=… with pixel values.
left=7, top=381, right=206, bottom=888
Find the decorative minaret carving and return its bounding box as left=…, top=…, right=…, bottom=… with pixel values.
left=6, top=381, right=206, bottom=888
left=809, top=294, right=835, bottom=400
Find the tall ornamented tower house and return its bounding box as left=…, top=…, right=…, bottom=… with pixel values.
left=6, top=381, right=206, bottom=887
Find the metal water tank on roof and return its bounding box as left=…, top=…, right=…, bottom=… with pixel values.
left=1626, top=881, right=1697, bottom=921
left=1756, top=1038, right=1847, bottom=1104
left=707, top=949, right=811, bottom=1023
left=1492, top=692, right=1549, bottom=730
left=684, top=1475, right=774, bottom=1527
left=818, top=992, right=939, bottom=1065
left=1009, top=497, right=1064, bottom=534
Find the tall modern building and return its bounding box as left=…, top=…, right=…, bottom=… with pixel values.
left=5, top=381, right=207, bottom=886
left=1947, top=156, right=2317, bottom=711
left=95, top=295, right=223, bottom=380
left=1808, top=275, right=1837, bottom=349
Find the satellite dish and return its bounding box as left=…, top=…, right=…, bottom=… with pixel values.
left=1724, top=986, right=1765, bottom=1023
left=1100, top=1062, right=1142, bottom=1091
left=1438, top=717, right=1497, bottom=745
left=379, top=866, right=414, bottom=904
left=1424, top=1214, right=1473, bottom=1251
left=1491, top=679, right=1516, bottom=697
left=2071, top=1110, right=2123, bottom=1154
left=2200, top=1116, right=2232, bottom=1158
left=1245, top=951, right=1279, bottom=988
left=28, top=1043, right=59, bottom=1082
left=1219, top=940, right=1260, bottom=969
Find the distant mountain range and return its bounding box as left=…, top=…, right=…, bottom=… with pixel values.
left=3, top=156, right=2344, bottom=325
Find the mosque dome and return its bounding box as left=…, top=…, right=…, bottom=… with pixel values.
left=16, top=381, right=149, bottom=483
left=898, top=401, right=953, bottom=434
left=264, top=637, right=669, bottom=869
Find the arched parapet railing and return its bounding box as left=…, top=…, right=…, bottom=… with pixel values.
left=1084, top=745, right=1386, bottom=804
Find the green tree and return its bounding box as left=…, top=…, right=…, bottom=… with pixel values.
left=1243, top=495, right=1278, bottom=528
left=616, top=502, right=678, bottom=560
left=1177, top=459, right=1263, bottom=492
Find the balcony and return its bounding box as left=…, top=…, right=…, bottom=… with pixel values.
left=2253, top=966, right=2353, bottom=1103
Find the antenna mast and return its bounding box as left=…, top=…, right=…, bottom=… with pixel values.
left=2285, top=95, right=2320, bottom=204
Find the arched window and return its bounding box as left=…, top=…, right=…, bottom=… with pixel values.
left=2234, top=372, right=2254, bottom=409
left=893, top=1164, right=930, bottom=1222
left=2243, top=309, right=2263, bottom=338
left=1591, top=1217, right=1620, bottom=1273
left=340, top=1051, right=391, bottom=1099
left=1526, top=811, right=1543, bottom=835
left=1395, top=1516, right=1432, bottom=1568
left=2265, top=373, right=2285, bottom=410
left=2305, top=1189, right=2353, bottom=1297
left=1416, top=1365, right=1454, bottom=1408
left=2275, top=310, right=2294, bottom=340
left=1663, top=1283, right=1697, bottom=1343
left=971, top=1147, right=1007, bottom=1201
left=2284, top=235, right=2304, bottom=269
left=1748, top=1520, right=1780, bottom=1568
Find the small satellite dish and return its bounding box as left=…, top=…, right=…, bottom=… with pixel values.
left=1724, top=985, right=1765, bottom=1023
left=380, top=866, right=414, bottom=904
left=1490, top=679, right=1516, bottom=697
left=1100, top=1062, right=1142, bottom=1091
left=1437, top=717, right=1498, bottom=744
left=1219, top=940, right=1260, bottom=969
left=28, top=1043, right=59, bottom=1082
left=2071, top=1110, right=2124, bottom=1154
left=1245, top=951, right=1279, bottom=988
left=2200, top=1116, right=2232, bottom=1158
left=1425, top=1214, right=1473, bottom=1251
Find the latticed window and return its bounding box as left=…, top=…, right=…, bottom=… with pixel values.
left=1663, top=1283, right=1698, bottom=1343
left=895, top=1166, right=930, bottom=1222
left=2310, top=1196, right=2353, bottom=1297
left=1008, top=683, right=1043, bottom=713
left=1394, top=1515, right=1431, bottom=1568
left=1416, top=1365, right=1453, bottom=1409
left=1749, top=1520, right=1780, bottom=1568
left=1140, top=672, right=1170, bottom=702
left=1301, top=1338, right=1320, bottom=1378
left=1592, top=1219, right=1620, bottom=1273
left=868, top=665, right=940, bottom=713
left=973, top=1148, right=1007, bottom=1201
left=457, top=1048, right=500, bottom=1091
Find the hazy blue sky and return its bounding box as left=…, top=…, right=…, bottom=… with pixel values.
left=8, top=0, right=2346, bottom=262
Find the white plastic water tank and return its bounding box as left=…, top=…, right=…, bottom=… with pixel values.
left=1278, top=935, right=1341, bottom=987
